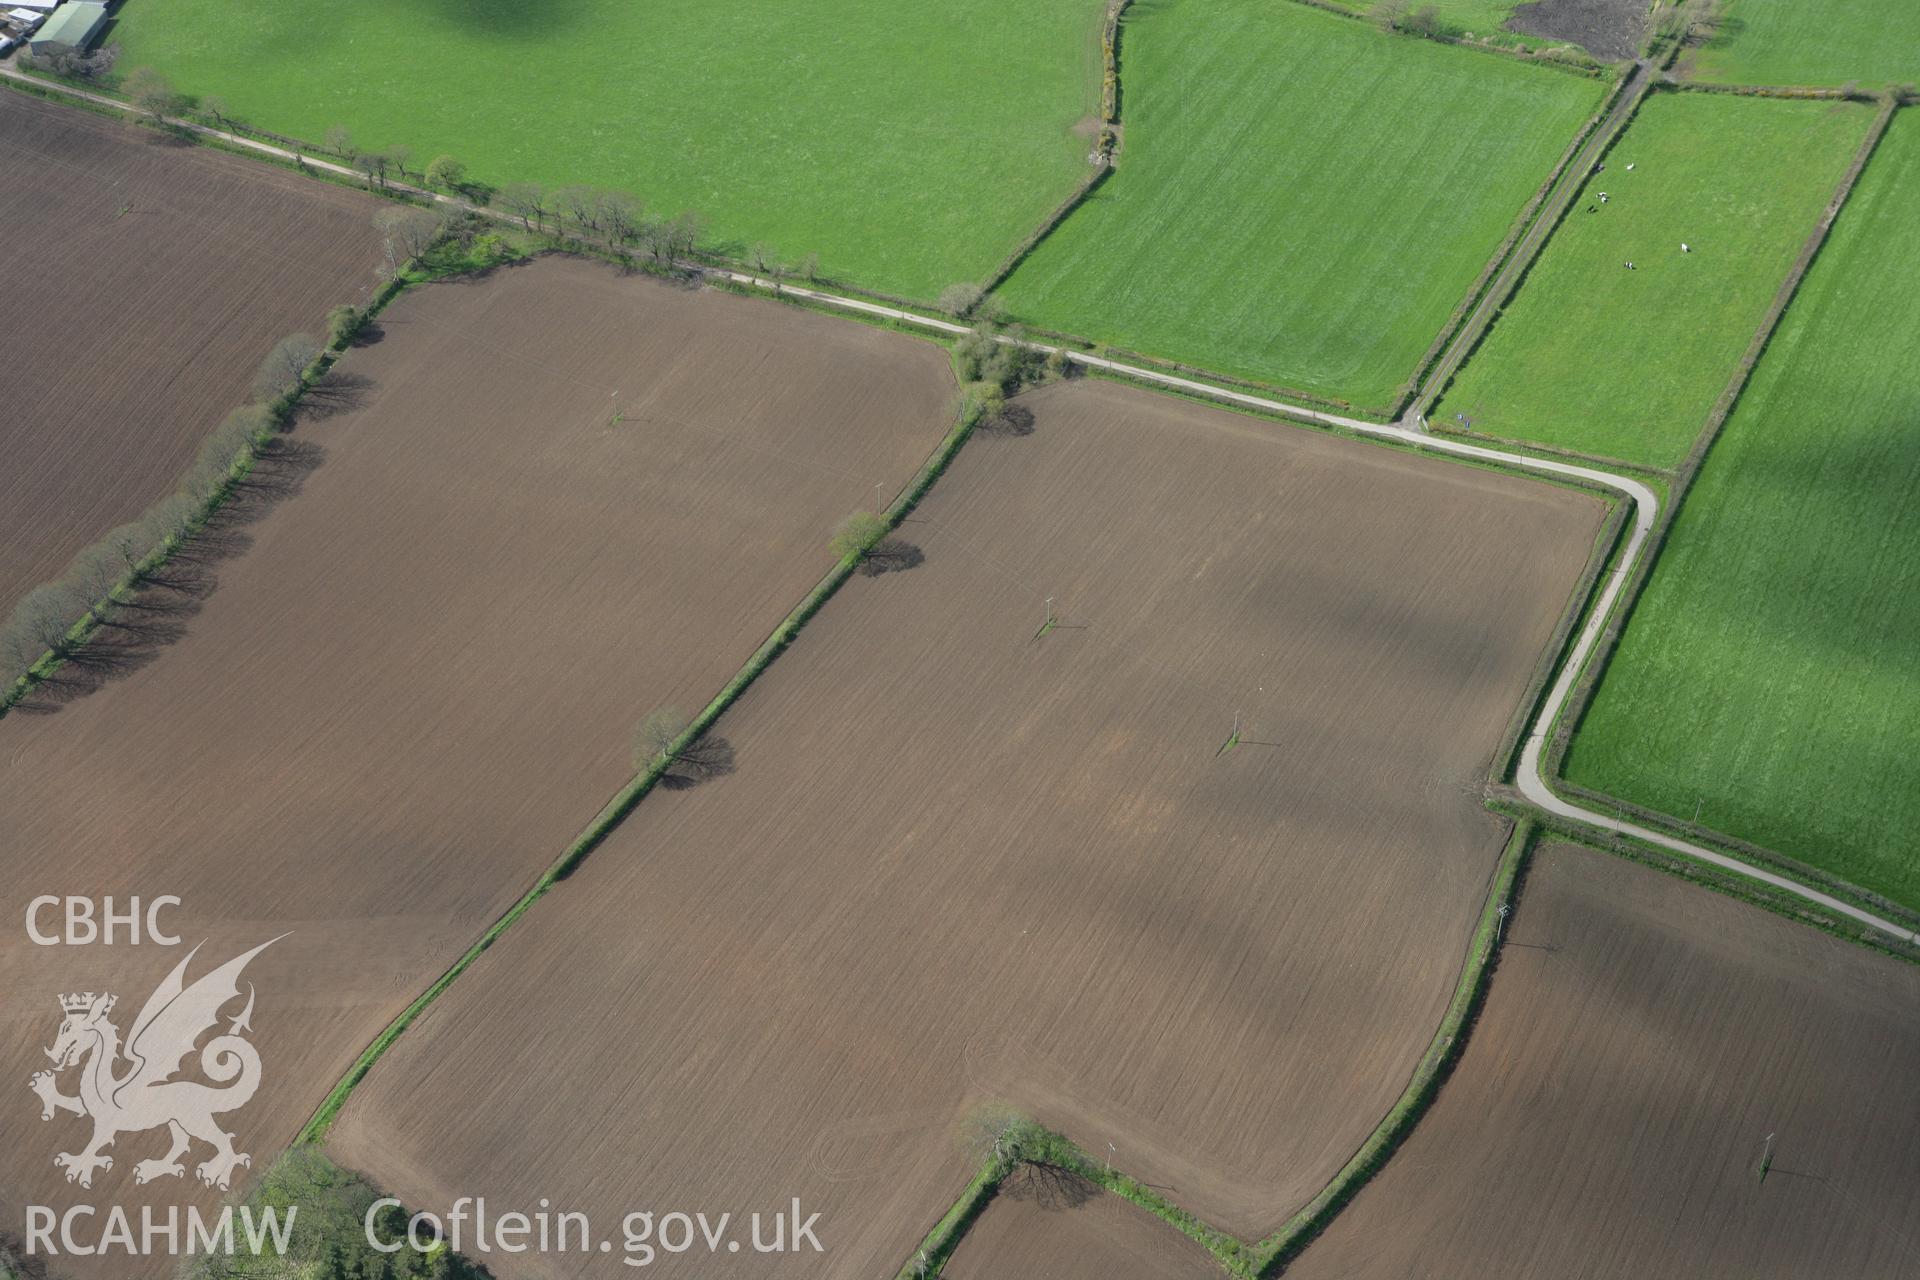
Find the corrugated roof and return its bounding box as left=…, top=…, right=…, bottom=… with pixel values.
left=32, top=1, right=107, bottom=49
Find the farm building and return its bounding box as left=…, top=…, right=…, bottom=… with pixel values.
left=27, top=1, right=105, bottom=53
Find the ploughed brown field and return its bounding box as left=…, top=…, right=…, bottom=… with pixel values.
left=332, top=379, right=1606, bottom=1277
left=0, top=257, right=954, bottom=1276
left=944, top=1170, right=1225, bottom=1279
left=1288, top=844, right=1920, bottom=1279
left=0, top=90, right=385, bottom=618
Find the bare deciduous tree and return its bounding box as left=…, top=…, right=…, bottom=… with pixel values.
left=551, top=184, right=599, bottom=230
left=323, top=125, right=355, bottom=158
left=253, top=334, right=322, bottom=403
left=12, top=583, right=86, bottom=654
left=596, top=190, right=643, bottom=244
left=938, top=282, right=985, bottom=318
left=103, top=522, right=151, bottom=573
left=499, top=182, right=547, bottom=231
left=68, top=544, right=125, bottom=604
left=634, top=707, right=687, bottom=768
left=661, top=210, right=703, bottom=261
left=123, top=66, right=179, bottom=124
left=375, top=206, right=448, bottom=266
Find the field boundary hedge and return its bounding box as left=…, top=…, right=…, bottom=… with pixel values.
left=1546, top=776, right=1920, bottom=931
left=894, top=819, right=1540, bottom=1279
left=1496, top=793, right=1920, bottom=966
left=1676, top=78, right=1881, bottom=102
left=976, top=0, right=1130, bottom=296
left=295, top=371, right=987, bottom=1145
left=0, top=266, right=412, bottom=718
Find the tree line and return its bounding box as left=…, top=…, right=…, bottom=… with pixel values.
left=2, top=209, right=459, bottom=701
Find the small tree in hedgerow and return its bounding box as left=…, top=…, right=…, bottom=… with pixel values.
left=424, top=154, right=466, bottom=192
left=938, top=282, right=985, bottom=319
left=830, top=512, right=890, bottom=563
left=634, top=707, right=687, bottom=769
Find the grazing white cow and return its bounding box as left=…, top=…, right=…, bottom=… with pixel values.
left=1681, top=243, right=1691, bottom=253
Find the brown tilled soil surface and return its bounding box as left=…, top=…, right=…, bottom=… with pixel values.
left=0, top=90, right=385, bottom=619
left=332, top=378, right=1606, bottom=1278
left=944, top=1169, right=1225, bottom=1279
left=1288, top=844, right=1920, bottom=1279
left=1507, top=0, right=1648, bottom=61
left=0, top=256, right=954, bottom=1278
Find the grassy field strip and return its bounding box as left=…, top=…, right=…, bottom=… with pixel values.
left=1538, top=100, right=1906, bottom=907
left=1436, top=91, right=1880, bottom=467
left=108, top=0, right=1108, bottom=301
left=1690, top=0, right=1920, bottom=90
left=1561, top=106, right=1920, bottom=911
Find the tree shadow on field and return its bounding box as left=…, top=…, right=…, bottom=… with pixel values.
left=350, top=320, right=385, bottom=347
left=975, top=404, right=1036, bottom=439
left=1001, top=1164, right=1099, bottom=1212
left=659, top=735, right=737, bottom=791
left=858, top=537, right=924, bottom=577
left=295, top=369, right=375, bottom=423
left=8, top=438, right=327, bottom=715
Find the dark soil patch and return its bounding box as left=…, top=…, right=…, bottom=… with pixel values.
left=1507, top=0, right=1647, bottom=61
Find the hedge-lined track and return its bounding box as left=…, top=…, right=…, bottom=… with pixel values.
left=330, top=377, right=1605, bottom=1276
left=1287, top=843, right=1920, bottom=1278
left=0, top=90, right=384, bottom=619
left=0, top=256, right=956, bottom=1279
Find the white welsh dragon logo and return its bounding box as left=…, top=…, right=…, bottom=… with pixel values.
left=28, top=937, right=284, bottom=1191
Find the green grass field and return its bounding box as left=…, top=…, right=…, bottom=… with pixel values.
left=1565, top=113, right=1920, bottom=909
left=1438, top=92, right=1874, bottom=467
left=999, top=0, right=1604, bottom=410
left=1692, top=0, right=1920, bottom=89
left=109, top=0, right=1106, bottom=300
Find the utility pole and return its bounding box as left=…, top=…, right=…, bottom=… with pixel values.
left=1758, top=1132, right=1775, bottom=1183
left=1495, top=902, right=1511, bottom=946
